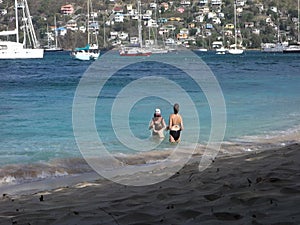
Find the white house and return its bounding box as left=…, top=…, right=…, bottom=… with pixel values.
left=114, top=13, right=124, bottom=23
left=270, top=6, right=278, bottom=13
left=208, top=12, right=217, bottom=19
left=211, top=0, right=222, bottom=6
left=199, top=0, right=208, bottom=5
left=147, top=19, right=158, bottom=27
left=118, top=32, right=128, bottom=40
left=194, top=15, right=205, bottom=22
left=212, top=17, right=221, bottom=24
left=237, top=0, right=246, bottom=7
left=130, top=37, right=139, bottom=44
left=218, top=12, right=225, bottom=18
left=0, top=9, right=7, bottom=15
left=165, top=38, right=175, bottom=45
left=150, top=3, right=157, bottom=9
left=109, top=31, right=118, bottom=40
left=180, top=1, right=191, bottom=6
left=252, top=29, right=260, bottom=35
left=66, top=20, right=78, bottom=31
left=142, top=14, right=152, bottom=20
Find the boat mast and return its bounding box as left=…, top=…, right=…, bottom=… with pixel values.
left=87, top=0, right=90, bottom=45
left=23, top=0, right=39, bottom=48
left=298, top=0, right=300, bottom=44
left=233, top=0, right=237, bottom=50
left=14, top=0, right=19, bottom=43
left=138, top=0, right=143, bottom=48
left=54, top=15, right=58, bottom=48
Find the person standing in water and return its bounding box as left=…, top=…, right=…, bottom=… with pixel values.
left=149, top=108, right=167, bottom=138
left=168, top=103, right=184, bottom=143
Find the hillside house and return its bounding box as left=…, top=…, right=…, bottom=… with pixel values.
left=270, top=6, right=277, bottom=13
left=211, top=0, right=222, bottom=6
left=160, top=2, right=169, bottom=11
left=114, top=13, right=124, bottom=22
left=61, top=4, right=74, bottom=15
left=244, top=22, right=254, bottom=28
left=66, top=20, right=77, bottom=30
left=177, top=28, right=189, bottom=40
left=112, top=6, right=123, bottom=14
left=199, top=0, right=208, bottom=6
left=212, top=17, right=221, bottom=24
left=237, top=0, right=246, bottom=7
left=180, top=1, right=191, bottom=6
left=150, top=3, right=157, bottom=9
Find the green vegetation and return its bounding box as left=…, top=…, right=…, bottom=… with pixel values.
left=0, top=0, right=299, bottom=50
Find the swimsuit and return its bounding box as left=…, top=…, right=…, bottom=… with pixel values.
left=170, top=129, right=181, bottom=141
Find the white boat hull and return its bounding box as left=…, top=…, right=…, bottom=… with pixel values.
left=71, top=50, right=100, bottom=61
left=0, top=41, right=44, bottom=59
left=228, top=48, right=244, bottom=55
left=119, top=47, right=152, bottom=56
left=283, top=45, right=300, bottom=53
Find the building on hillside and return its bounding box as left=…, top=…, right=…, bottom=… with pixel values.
left=244, top=22, right=254, bottom=28
left=160, top=2, right=169, bottom=11
left=177, top=28, right=189, bottom=40
left=180, top=1, right=191, bottom=6
left=66, top=20, right=78, bottom=31
left=112, top=6, right=123, bottom=14
left=61, top=4, right=74, bottom=15
left=211, top=0, right=222, bottom=6
left=199, top=0, right=208, bottom=6
left=114, top=13, right=124, bottom=22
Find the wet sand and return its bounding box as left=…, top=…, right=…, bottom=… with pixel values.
left=0, top=143, right=299, bottom=225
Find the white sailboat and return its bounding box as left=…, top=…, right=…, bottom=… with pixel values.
left=228, top=1, right=244, bottom=55
left=119, top=0, right=152, bottom=56
left=0, top=0, right=44, bottom=59
left=71, top=0, right=100, bottom=60
left=45, top=15, right=63, bottom=52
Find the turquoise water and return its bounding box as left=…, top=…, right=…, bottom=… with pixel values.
left=0, top=50, right=299, bottom=184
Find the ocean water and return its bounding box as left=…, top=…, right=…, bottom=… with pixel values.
left=0, top=50, right=299, bottom=185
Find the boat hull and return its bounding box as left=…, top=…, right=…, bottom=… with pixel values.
left=283, top=45, right=300, bottom=53
left=119, top=47, right=152, bottom=56
left=71, top=50, right=100, bottom=61
left=0, top=42, right=44, bottom=59
left=228, top=49, right=244, bottom=55
left=120, top=52, right=152, bottom=56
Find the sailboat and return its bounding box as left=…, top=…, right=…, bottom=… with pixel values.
left=0, top=0, right=44, bottom=59
left=71, top=0, right=100, bottom=60
left=261, top=25, right=287, bottom=53
left=283, top=0, right=300, bottom=53
left=45, top=15, right=63, bottom=52
left=119, top=0, right=152, bottom=56
left=228, top=1, right=244, bottom=55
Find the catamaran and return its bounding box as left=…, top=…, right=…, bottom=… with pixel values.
left=0, top=0, right=44, bottom=59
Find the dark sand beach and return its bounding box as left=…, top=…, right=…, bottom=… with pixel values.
left=0, top=143, right=299, bottom=225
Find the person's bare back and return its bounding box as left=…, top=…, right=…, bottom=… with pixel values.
left=168, top=104, right=184, bottom=143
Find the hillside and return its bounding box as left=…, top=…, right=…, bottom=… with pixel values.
left=0, top=0, right=299, bottom=50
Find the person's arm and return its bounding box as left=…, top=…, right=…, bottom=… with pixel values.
left=168, top=115, right=173, bottom=130
left=180, top=115, right=184, bottom=131
left=149, top=119, right=154, bottom=130
left=162, top=118, right=167, bottom=130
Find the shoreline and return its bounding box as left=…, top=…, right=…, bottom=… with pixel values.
left=0, top=143, right=299, bottom=224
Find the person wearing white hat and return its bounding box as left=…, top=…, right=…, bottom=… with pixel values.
left=149, top=108, right=166, bottom=138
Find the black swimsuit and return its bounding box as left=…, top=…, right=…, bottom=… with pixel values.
left=170, top=130, right=181, bottom=141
